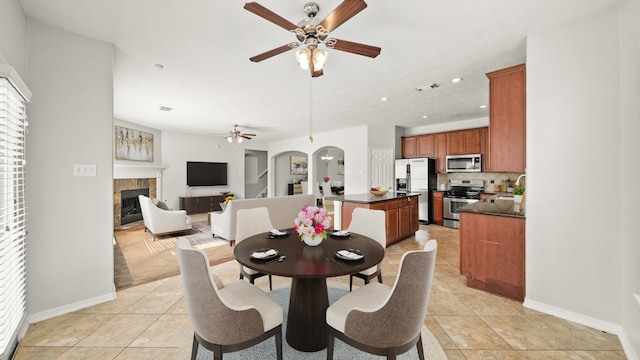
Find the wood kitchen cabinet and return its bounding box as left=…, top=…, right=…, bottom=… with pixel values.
left=401, top=136, right=417, bottom=158
left=459, top=212, right=525, bottom=301
left=480, top=127, right=491, bottom=171
left=448, top=129, right=481, bottom=155
left=398, top=197, right=419, bottom=239
left=342, top=195, right=419, bottom=247
left=432, top=191, right=444, bottom=225
left=486, top=64, right=526, bottom=173
left=179, top=194, right=230, bottom=214
left=416, top=134, right=435, bottom=157
left=434, top=133, right=447, bottom=173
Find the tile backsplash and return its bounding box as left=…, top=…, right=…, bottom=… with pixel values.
left=437, top=172, right=524, bottom=192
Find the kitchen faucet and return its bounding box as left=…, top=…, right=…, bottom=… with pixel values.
left=515, top=174, right=526, bottom=186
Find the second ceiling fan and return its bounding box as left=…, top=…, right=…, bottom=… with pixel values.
left=244, top=0, right=381, bottom=77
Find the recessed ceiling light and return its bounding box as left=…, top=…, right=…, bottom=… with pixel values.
left=422, top=115, right=429, bottom=119
left=452, top=77, right=463, bottom=83
left=154, top=64, right=164, bottom=70
left=479, top=105, right=487, bottom=109
left=159, top=106, right=173, bottom=111
left=381, top=97, right=389, bottom=101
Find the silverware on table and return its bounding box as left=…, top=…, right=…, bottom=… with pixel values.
left=266, top=255, right=286, bottom=264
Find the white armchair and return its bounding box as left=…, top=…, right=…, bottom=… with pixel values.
left=138, top=195, right=192, bottom=240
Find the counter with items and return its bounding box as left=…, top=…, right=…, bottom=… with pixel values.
left=459, top=199, right=525, bottom=218
left=325, top=192, right=420, bottom=247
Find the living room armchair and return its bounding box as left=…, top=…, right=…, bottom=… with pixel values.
left=138, top=195, right=192, bottom=240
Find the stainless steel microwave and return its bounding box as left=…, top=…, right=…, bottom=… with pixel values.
left=446, top=154, right=482, bottom=173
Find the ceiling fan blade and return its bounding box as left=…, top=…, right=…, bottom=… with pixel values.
left=240, top=135, right=253, bottom=139
left=241, top=133, right=256, bottom=137
left=317, top=0, right=367, bottom=33
left=244, top=2, right=299, bottom=31
left=326, top=38, right=381, bottom=58
left=249, top=43, right=299, bottom=62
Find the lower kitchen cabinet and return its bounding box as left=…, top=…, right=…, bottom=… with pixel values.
left=432, top=191, right=444, bottom=226
left=459, top=212, right=525, bottom=301
left=341, top=195, right=419, bottom=247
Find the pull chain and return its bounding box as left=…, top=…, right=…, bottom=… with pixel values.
left=309, top=77, right=313, bottom=143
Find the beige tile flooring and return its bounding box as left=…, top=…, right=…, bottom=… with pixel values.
left=15, top=224, right=626, bottom=359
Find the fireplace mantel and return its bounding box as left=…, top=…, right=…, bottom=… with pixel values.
left=113, top=164, right=166, bottom=180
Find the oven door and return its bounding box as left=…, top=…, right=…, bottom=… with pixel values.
left=443, top=197, right=478, bottom=220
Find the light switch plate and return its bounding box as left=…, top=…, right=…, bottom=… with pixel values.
left=73, top=164, right=97, bottom=177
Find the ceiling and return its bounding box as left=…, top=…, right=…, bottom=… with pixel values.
left=20, top=0, right=619, bottom=142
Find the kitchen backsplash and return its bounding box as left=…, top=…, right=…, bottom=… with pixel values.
left=437, top=172, right=524, bottom=192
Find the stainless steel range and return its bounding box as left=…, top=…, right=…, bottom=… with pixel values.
left=443, top=179, right=484, bottom=228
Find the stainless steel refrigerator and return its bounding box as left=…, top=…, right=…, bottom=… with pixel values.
left=395, top=158, right=437, bottom=224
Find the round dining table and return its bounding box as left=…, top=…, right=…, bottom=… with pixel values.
left=233, top=230, right=385, bottom=352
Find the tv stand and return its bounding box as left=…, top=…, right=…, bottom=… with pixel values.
left=179, top=194, right=232, bottom=214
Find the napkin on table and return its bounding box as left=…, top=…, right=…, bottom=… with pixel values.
left=338, top=250, right=363, bottom=260
left=252, top=249, right=277, bottom=259
left=333, top=230, right=350, bottom=236
left=270, top=229, right=287, bottom=236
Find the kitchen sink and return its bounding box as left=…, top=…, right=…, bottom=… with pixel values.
left=490, top=195, right=514, bottom=200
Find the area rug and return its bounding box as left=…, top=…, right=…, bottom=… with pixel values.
left=175, top=287, right=447, bottom=360
left=114, top=220, right=233, bottom=289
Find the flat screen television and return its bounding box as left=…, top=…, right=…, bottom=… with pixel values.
left=186, top=161, right=227, bottom=187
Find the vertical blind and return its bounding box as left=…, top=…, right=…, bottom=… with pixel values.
left=0, top=76, right=28, bottom=359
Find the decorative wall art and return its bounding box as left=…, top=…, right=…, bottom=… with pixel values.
left=115, top=126, right=154, bottom=162
left=290, top=156, right=308, bottom=175
left=337, top=157, right=344, bottom=175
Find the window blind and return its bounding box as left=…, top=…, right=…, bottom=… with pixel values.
left=0, top=76, right=28, bottom=360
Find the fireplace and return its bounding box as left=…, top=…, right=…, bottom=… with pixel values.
left=120, top=188, right=149, bottom=225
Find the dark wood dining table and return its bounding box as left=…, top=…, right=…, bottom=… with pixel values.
left=233, top=230, right=385, bottom=352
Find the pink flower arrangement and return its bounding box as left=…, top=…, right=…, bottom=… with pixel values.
left=323, top=176, right=330, bottom=183
left=294, top=205, right=331, bottom=240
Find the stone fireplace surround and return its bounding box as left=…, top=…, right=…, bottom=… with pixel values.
left=113, top=165, right=164, bottom=228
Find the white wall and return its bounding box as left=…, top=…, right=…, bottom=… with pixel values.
left=403, top=117, right=489, bottom=136
left=160, top=131, right=268, bottom=208
left=269, top=126, right=369, bottom=196
left=619, top=0, right=640, bottom=356
left=526, top=1, right=631, bottom=348
left=0, top=0, right=27, bottom=74
left=24, top=20, right=115, bottom=320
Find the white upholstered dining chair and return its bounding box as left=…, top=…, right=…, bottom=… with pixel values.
left=235, top=207, right=275, bottom=290
left=347, top=207, right=387, bottom=291
left=326, top=240, right=438, bottom=360
left=177, top=238, right=283, bottom=360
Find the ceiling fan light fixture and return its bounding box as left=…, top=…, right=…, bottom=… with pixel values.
left=226, top=136, right=233, bottom=143
left=237, top=136, right=243, bottom=143
left=296, top=48, right=312, bottom=70
left=312, top=48, right=328, bottom=70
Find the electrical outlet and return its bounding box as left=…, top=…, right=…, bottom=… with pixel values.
left=73, top=164, right=97, bottom=177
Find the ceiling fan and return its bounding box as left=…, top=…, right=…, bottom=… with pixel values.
left=244, top=0, right=381, bottom=77
left=226, top=125, right=256, bottom=143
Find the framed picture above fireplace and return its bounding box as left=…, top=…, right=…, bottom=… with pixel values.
left=115, top=126, right=154, bottom=162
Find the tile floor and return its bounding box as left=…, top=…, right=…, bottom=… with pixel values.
left=15, top=225, right=626, bottom=359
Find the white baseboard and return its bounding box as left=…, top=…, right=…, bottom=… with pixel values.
left=27, top=288, right=117, bottom=324
left=524, top=298, right=638, bottom=360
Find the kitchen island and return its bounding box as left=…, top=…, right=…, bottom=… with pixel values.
left=325, top=192, right=420, bottom=247
left=459, top=199, right=526, bottom=301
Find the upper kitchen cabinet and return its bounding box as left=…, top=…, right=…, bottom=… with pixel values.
left=486, top=64, right=526, bottom=173
left=447, top=128, right=481, bottom=155
left=401, top=136, right=417, bottom=158
left=417, top=134, right=435, bottom=157
left=434, top=133, right=447, bottom=173
left=402, top=134, right=435, bottom=158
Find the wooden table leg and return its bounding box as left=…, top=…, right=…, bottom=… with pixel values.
left=286, top=277, right=329, bottom=352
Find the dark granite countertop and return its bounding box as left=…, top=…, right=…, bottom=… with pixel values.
left=325, top=192, right=420, bottom=204
left=459, top=199, right=526, bottom=219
